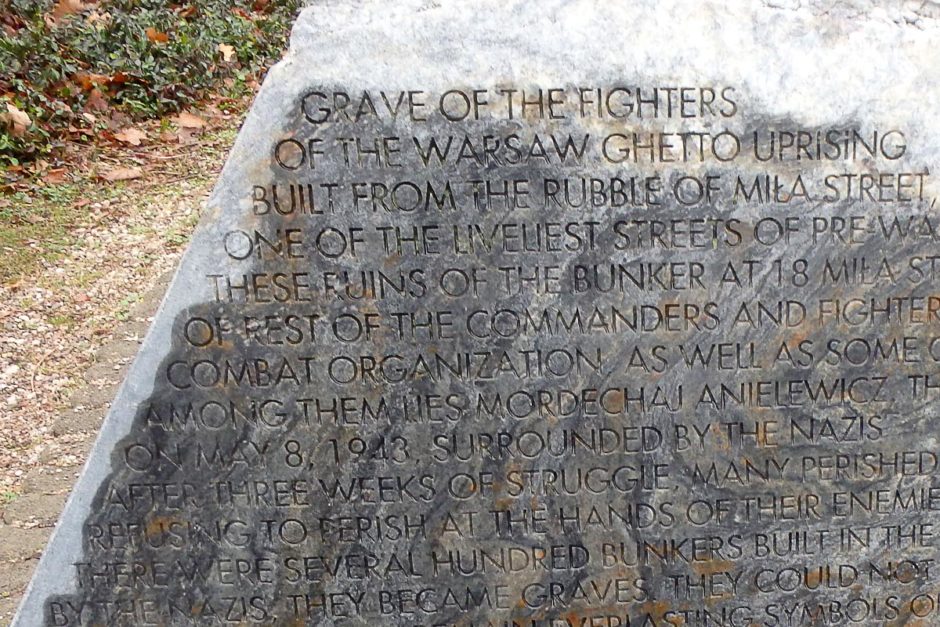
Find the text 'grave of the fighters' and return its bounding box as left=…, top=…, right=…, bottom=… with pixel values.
left=13, top=1, right=940, bottom=625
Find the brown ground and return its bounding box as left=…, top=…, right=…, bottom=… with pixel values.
left=0, top=115, right=240, bottom=623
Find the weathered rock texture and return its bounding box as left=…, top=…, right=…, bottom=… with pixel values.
left=15, top=1, right=940, bottom=625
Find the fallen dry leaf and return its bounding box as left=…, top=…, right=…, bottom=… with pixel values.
left=51, top=0, right=86, bottom=22
left=85, top=10, right=111, bottom=27
left=74, top=72, right=110, bottom=91
left=218, top=44, right=236, bottom=62
left=100, top=166, right=143, bottom=182
left=44, top=168, right=69, bottom=184
left=174, top=111, right=206, bottom=129
left=42, top=168, right=69, bottom=185
left=84, top=90, right=109, bottom=113
left=0, top=102, right=31, bottom=137
left=176, top=127, right=199, bottom=145
left=114, top=127, right=147, bottom=146
left=145, top=27, right=169, bottom=43
left=107, top=111, right=132, bottom=131
left=30, top=159, right=50, bottom=175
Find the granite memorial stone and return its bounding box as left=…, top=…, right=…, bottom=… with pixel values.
left=14, top=0, right=940, bottom=624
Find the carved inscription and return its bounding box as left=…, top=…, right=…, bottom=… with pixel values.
left=46, top=85, right=940, bottom=625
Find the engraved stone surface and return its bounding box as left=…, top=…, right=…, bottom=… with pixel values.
left=14, top=1, right=940, bottom=625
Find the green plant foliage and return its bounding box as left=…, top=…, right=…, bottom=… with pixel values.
left=0, top=0, right=301, bottom=166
